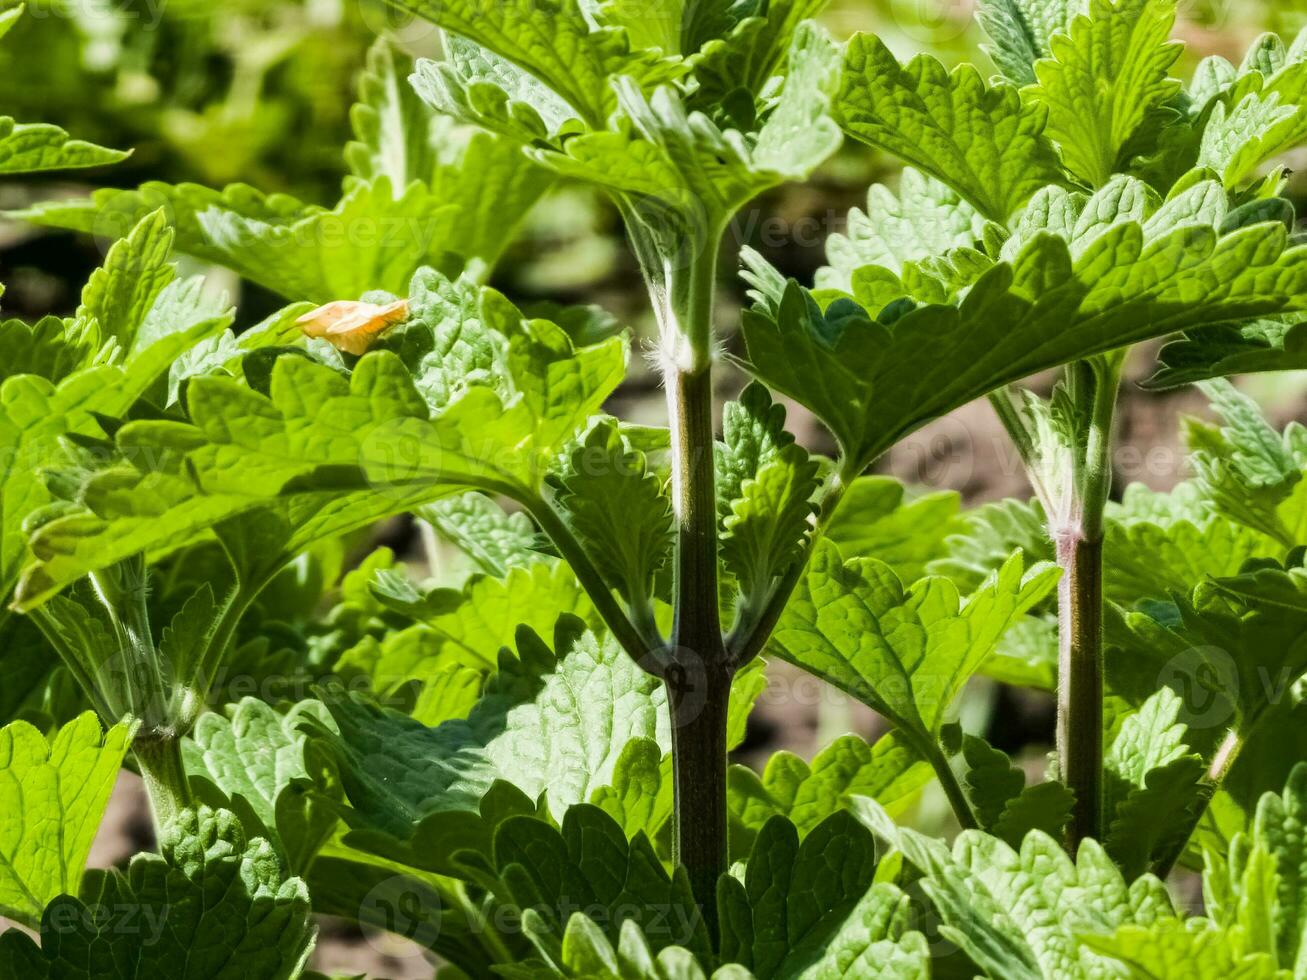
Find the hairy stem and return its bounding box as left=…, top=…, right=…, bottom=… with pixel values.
left=1058, top=356, right=1120, bottom=850
left=668, top=365, right=723, bottom=648
left=666, top=361, right=731, bottom=933
left=133, top=732, right=192, bottom=830
left=1056, top=531, right=1104, bottom=849
left=667, top=658, right=731, bottom=938
left=648, top=219, right=733, bottom=933
left=1207, top=728, right=1244, bottom=784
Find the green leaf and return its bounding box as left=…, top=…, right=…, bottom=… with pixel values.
left=835, top=32, right=1065, bottom=222
left=75, top=208, right=177, bottom=351
left=959, top=735, right=1029, bottom=828
left=1165, top=31, right=1307, bottom=192
left=1148, top=315, right=1307, bottom=389
left=728, top=731, right=931, bottom=858
left=310, top=618, right=668, bottom=871
left=489, top=804, right=710, bottom=961
left=930, top=497, right=1053, bottom=597
left=346, top=38, right=555, bottom=277
left=590, top=737, right=672, bottom=841
left=1104, top=507, right=1281, bottom=604
left=0, top=316, right=99, bottom=386
left=1082, top=919, right=1286, bottom=980
left=411, top=36, right=582, bottom=145
left=345, top=38, right=443, bottom=189
left=418, top=492, right=541, bottom=577
left=869, top=813, right=1178, bottom=980
left=1251, top=763, right=1307, bottom=968
left=554, top=421, right=674, bottom=603
left=396, top=0, right=683, bottom=128
left=0, top=5, right=23, bottom=40
left=975, top=0, right=1080, bottom=85
left=979, top=614, right=1058, bottom=689
left=15, top=280, right=629, bottom=608
left=1105, top=559, right=1307, bottom=767
left=498, top=915, right=750, bottom=980
left=687, top=0, right=830, bottom=107
left=741, top=183, right=1307, bottom=471
left=959, top=734, right=1073, bottom=847
left=2, top=330, right=223, bottom=606
left=1105, top=754, right=1208, bottom=880
left=1199, top=93, right=1302, bottom=189
left=825, top=476, right=962, bottom=585
left=183, top=698, right=339, bottom=875
left=1106, top=688, right=1192, bottom=789
left=817, top=169, right=986, bottom=294
left=780, top=882, right=931, bottom=979
left=305, top=851, right=503, bottom=967
left=589, top=658, right=766, bottom=844
left=771, top=540, right=1056, bottom=743
left=15, top=178, right=457, bottom=304
left=717, top=383, right=804, bottom=520
left=0, top=806, right=315, bottom=979
left=718, top=811, right=928, bottom=979
left=1196, top=378, right=1305, bottom=486
left=343, top=560, right=600, bottom=690
left=0, top=116, right=126, bottom=174
left=539, top=23, right=840, bottom=222
left=722, top=442, right=819, bottom=604
left=1203, top=763, right=1307, bottom=971
left=1025, top=0, right=1183, bottom=187
left=196, top=176, right=458, bottom=302
left=0, top=713, right=133, bottom=927
left=1195, top=698, right=1307, bottom=859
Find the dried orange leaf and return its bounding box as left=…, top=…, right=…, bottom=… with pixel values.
left=295, top=298, right=408, bottom=355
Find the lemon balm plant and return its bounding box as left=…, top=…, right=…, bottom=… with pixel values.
left=4, top=0, right=1307, bottom=976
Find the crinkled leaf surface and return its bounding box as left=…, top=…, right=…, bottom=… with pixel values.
left=0, top=713, right=133, bottom=927
left=718, top=811, right=929, bottom=979
left=183, top=698, right=339, bottom=876
left=742, top=177, right=1307, bottom=470
left=976, top=0, right=1080, bottom=85
left=0, top=117, right=126, bottom=175
left=863, top=807, right=1178, bottom=980
left=771, top=540, right=1056, bottom=742
left=0, top=806, right=315, bottom=980
left=834, top=32, right=1065, bottom=222
left=824, top=476, right=961, bottom=585
left=309, top=618, right=668, bottom=870
left=1025, top=0, right=1182, bottom=187
left=728, top=731, right=930, bottom=860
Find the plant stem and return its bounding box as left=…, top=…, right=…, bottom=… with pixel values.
left=1056, top=530, right=1104, bottom=849
left=1154, top=724, right=1256, bottom=878
left=528, top=497, right=661, bottom=667
left=668, top=365, right=723, bottom=648
left=920, top=738, right=980, bottom=830
left=1058, top=356, right=1121, bottom=850
left=666, top=361, right=731, bottom=934
left=648, top=218, right=732, bottom=934
left=667, top=658, right=731, bottom=938
left=133, top=732, right=192, bottom=830
left=1207, top=728, right=1244, bottom=784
